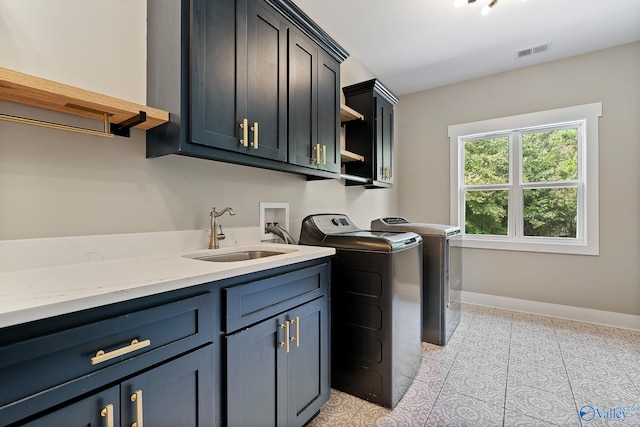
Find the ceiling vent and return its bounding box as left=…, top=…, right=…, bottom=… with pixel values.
left=516, top=43, right=551, bottom=59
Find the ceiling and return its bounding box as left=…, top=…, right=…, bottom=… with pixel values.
left=293, top=0, right=640, bottom=96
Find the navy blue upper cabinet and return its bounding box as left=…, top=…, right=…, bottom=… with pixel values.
left=191, top=0, right=287, bottom=162
left=147, top=0, right=348, bottom=179
left=288, top=28, right=341, bottom=174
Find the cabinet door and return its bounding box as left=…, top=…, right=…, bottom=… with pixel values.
left=226, top=297, right=329, bottom=427
left=121, top=345, right=215, bottom=427
left=226, top=313, right=287, bottom=427
left=289, top=31, right=340, bottom=173
left=192, top=0, right=287, bottom=162
left=245, top=0, right=288, bottom=161
left=374, top=97, right=394, bottom=185
left=287, top=297, right=330, bottom=426
left=317, top=53, right=341, bottom=173
left=288, top=28, right=318, bottom=169
left=19, top=386, right=120, bottom=427
left=192, top=0, right=243, bottom=151
left=383, top=103, right=394, bottom=182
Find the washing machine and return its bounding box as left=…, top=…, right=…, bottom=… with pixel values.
left=371, top=217, right=462, bottom=346
left=299, top=213, right=423, bottom=408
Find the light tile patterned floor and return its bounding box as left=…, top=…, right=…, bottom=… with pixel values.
left=308, top=304, right=640, bottom=426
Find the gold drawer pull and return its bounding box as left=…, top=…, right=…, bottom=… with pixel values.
left=131, top=389, right=144, bottom=427
left=101, top=403, right=115, bottom=427
left=291, top=316, right=300, bottom=347
left=90, top=339, right=151, bottom=365
left=280, top=321, right=290, bottom=353
left=251, top=121, right=258, bottom=149
left=240, top=118, right=249, bottom=147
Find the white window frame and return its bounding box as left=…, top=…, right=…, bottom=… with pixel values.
left=448, top=102, right=602, bottom=255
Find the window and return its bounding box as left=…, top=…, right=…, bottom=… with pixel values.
left=448, top=103, right=602, bottom=255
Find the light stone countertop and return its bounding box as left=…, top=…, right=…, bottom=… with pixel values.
left=0, top=241, right=334, bottom=329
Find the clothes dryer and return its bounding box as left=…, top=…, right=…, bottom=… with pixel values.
left=371, top=217, right=462, bottom=345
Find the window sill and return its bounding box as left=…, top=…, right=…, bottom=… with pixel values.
left=451, top=235, right=598, bottom=256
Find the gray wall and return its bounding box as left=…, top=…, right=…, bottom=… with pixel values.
left=2, top=1, right=637, bottom=317
left=396, top=42, right=640, bottom=316
left=0, top=1, right=393, bottom=242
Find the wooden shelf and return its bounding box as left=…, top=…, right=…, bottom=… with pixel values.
left=340, top=104, right=364, bottom=122
left=340, top=149, right=364, bottom=163
left=339, top=104, right=364, bottom=163
left=0, top=67, right=169, bottom=136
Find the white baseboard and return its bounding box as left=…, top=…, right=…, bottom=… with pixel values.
left=461, top=291, right=640, bottom=331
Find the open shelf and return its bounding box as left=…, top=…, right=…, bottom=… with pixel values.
left=0, top=67, right=169, bottom=137
left=340, top=104, right=364, bottom=122
left=339, top=104, right=365, bottom=163
left=340, top=149, right=364, bottom=163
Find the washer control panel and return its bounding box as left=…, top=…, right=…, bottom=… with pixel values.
left=380, top=217, right=410, bottom=225
left=310, top=214, right=360, bottom=234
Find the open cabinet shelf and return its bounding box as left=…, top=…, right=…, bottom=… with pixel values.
left=340, top=149, right=364, bottom=163
left=339, top=103, right=365, bottom=163
left=340, top=104, right=364, bottom=123
left=0, top=67, right=169, bottom=137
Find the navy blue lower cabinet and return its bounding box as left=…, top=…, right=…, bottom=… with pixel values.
left=121, top=346, right=215, bottom=427
left=18, top=345, right=214, bottom=427
left=226, top=297, right=329, bottom=426
left=2, top=260, right=331, bottom=427
left=0, top=291, right=217, bottom=427
left=286, top=298, right=330, bottom=426
left=18, top=386, right=120, bottom=427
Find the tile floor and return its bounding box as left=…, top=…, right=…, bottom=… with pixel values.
left=308, top=304, right=640, bottom=426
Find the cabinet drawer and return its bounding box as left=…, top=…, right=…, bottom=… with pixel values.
left=224, top=263, right=328, bottom=333
left=0, top=293, right=213, bottom=414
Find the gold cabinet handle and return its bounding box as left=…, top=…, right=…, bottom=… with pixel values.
left=315, top=144, right=321, bottom=165
left=322, top=145, right=327, bottom=165
left=290, top=316, right=300, bottom=347
left=101, top=404, right=115, bottom=427
left=131, top=389, right=144, bottom=427
left=90, top=339, right=151, bottom=365
left=240, top=118, right=249, bottom=147
left=280, top=321, right=290, bottom=353
left=251, top=121, right=258, bottom=149
left=381, top=166, right=391, bottom=180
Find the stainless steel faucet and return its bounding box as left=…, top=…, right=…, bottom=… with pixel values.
left=210, top=207, right=236, bottom=249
